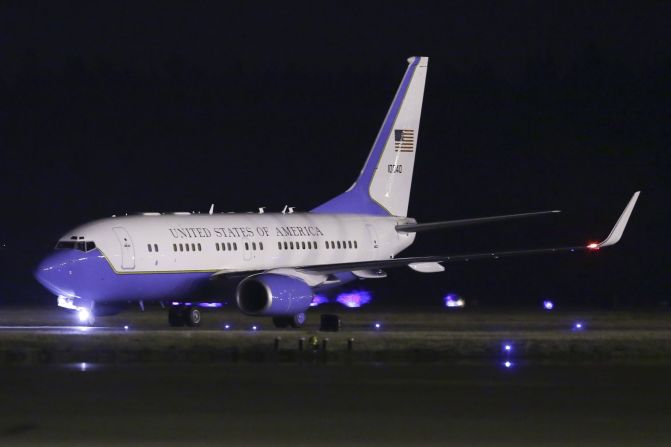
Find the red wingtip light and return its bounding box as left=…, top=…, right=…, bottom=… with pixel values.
left=587, top=242, right=600, bottom=250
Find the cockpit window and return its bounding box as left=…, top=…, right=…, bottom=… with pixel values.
left=55, top=241, right=97, bottom=252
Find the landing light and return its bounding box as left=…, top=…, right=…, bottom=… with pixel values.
left=587, top=242, right=600, bottom=250
left=374, top=322, right=382, bottom=330
left=503, top=343, right=513, bottom=353
left=251, top=325, right=258, bottom=331
left=80, top=362, right=87, bottom=372
left=503, top=361, right=513, bottom=369
left=77, top=308, right=91, bottom=323
left=543, top=300, right=554, bottom=310
left=124, top=325, right=129, bottom=330
left=224, top=324, right=231, bottom=330
left=573, top=322, right=584, bottom=331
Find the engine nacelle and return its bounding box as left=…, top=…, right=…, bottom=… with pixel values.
left=236, top=273, right=313, bottom=316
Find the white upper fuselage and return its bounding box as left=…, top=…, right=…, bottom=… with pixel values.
left=63, top=213, right=416, bottom=274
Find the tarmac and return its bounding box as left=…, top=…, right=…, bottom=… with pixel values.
left=0, top=304, right=670, bottom=364
left=1, top=304, right=670, bottom=446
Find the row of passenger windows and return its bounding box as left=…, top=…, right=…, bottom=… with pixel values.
left=173, top=243, right=203, bottom=252
left=277, top=240, right=358, bottom=250
left=326, top=240, right=358, bottom=249
left=278, top=241, right=318, bottom=250
left=148, top=240, right=359, bottom=254
left=216, top=242, right=238, bottom=251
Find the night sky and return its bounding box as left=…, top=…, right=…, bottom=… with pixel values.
left=0, top=2, right=668, bottom=307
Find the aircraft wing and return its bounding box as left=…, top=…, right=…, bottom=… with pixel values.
left=212, top=192, right=639, bottom=279
left=298, top=191, right=640, bottom=275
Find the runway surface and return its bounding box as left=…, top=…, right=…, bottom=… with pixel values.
left=0, top=305, right=670, bottom=445
left=1, top=304, right=670, bottom=364
left=1, top=362, right=670, bottom=446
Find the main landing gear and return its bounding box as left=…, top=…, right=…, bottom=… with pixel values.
left=168, top=304, right=201, bottom=327
left=272, top=312, right=307, bottom=329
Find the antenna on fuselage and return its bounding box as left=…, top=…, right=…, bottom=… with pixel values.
left=281, top=205, right=288, bottom=214
left=288, top=207, right=295, bottom=214
left=209, top=204, right=214, bottom=215
left=258, top=207, right=265, bottom=214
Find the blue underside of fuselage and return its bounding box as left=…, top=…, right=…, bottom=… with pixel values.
left=35, top=249, right=227, bottom=303
left=34, top=249, right=357, bottom=304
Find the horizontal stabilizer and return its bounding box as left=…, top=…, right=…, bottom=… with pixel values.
left=396, top=210, right=561, bottom=233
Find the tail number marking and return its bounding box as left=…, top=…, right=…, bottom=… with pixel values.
left=388, top=164, right=403, bottom=174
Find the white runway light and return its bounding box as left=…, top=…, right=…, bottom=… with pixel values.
left=77, top=308, right=91, bottom=323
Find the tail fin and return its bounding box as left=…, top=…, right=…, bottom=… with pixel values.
left=312, top=56, right=429, bottom=217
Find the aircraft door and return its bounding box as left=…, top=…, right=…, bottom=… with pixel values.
left=112, top=227, right=136, bottom=270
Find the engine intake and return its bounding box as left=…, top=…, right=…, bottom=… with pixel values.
left=236, top=273, right=313, bottom=316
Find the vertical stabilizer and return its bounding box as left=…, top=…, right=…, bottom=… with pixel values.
left=312, top=56, right=428, bottom=216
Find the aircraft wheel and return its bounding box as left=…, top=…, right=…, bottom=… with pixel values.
left=168, top=306, right=185, bottom=327
left=290, top=312, right=307, bottom=329
left=183, top=306, right=201, bottom=327
left=272, top=317, right=290, bottom=328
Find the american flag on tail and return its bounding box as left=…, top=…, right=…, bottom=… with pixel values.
left=394, top=129, right=415, bottom=152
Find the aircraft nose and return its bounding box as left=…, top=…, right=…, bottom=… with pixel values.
left=34, top=250, right=77, bottom=297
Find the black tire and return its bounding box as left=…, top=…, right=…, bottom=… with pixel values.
left=183, top=306, right=201, bottom=327
left=273, top=317, right=290, bottom=328
left=290, top=312, right=307, bottom=329
left=168, top=306, right=185, bottom=327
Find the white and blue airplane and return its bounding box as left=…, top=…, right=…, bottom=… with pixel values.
left=35, top=56, right=640, bottom=327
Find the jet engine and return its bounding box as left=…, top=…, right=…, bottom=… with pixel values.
left=236, top=273, right=313, bottom=316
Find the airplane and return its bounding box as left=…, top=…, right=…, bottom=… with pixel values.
left=34, top=56, right=640, bottom=327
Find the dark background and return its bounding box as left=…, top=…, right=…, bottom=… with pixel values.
left=0, top=1, right=668, bottom=308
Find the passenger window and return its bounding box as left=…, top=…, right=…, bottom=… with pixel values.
left=301, top=241, right=306, bottom=249
left=185, top=244, right=190, bottom=252
left=227, top=243, right=232, bottom=251
left=155, top=244, right=159, bottom=252
left=342, top=241, right=346, bottom=249
left=348, top=241, right=352, bottom=249
left=173, top=244, right=177, bottom=252
left=252, top=242, right=256, bottom=250
left=307, top=241, right=311, bottom=249
left=284, top=242, right=288, bottom=249
left=290, top=242, right=294, bottom=249
left=197, top=243, right=201, bottom=251
left=245, top=242, right=249, bottom=250
left=278, top=242, right=282, bottom=250
left=233, top=242, right=237, bottom=251
left=260, top=242, right=264, bottom=250
left=314, top=241, right=318, bottom=249
left=148, top=244, right=152, bottom=252
left=354, top=240, right=358, bottom=249
left=216, top=243, right=220, bottom=251
left=325, top=241, right=329, bottom=249
left=337, top=241, right=341, bottom=249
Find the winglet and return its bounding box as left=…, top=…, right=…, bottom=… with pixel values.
left=209, top=204, right=214, bottom=215
left=596, top=191, right=640, bottom=248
